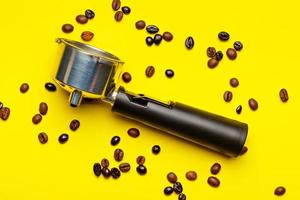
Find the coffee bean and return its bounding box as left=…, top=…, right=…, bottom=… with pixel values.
left=226, top=48, right=237, bottom=60
left=93, top=163, right=102, bottom=177
left=178, top=193, right=187, bottom=200
left=20, top=83, right=29, bottom=93
left=210, top=163, right=221, bottom=175
left=121, top=6, right=131, bottom=14
left=112, top=0, right=121, bottom=11
left=234, top=41, right=243, bottom=51
left=218, top=31, right=230, bottom=41
left=230, top=78, right=239, bottom=87
left=207, top=47, right=216, bottom=58
left=39, top=102, right=48, bottom=115
left=32, top=114, right=42, bottom=124
left=111, top=136, right=120, bottom=146
left=223, top=91, right=233, bottom=102
left=114, top=11, right=123, bottom=22
left=127, top=128, right=140, bottom=138
left=136, top=165, right=147, bottom=175
left=167, top=172, right=178, bottom=183
left=122, top=72, right=132, bottom=83
left=101, top=158, right=110, bottom=168
left=119, top=162, right=131, bottom=172
left=215, top=51, right=223, bottom=61
left=135, top=20, right=146, bottom=30
left=111, top=167, right=121, bottom=179
left=101, top=167, right=111, bottom=177
left=186, top=171, right=197, bottom=181
left=207, top=176, right=220, bottom=187
left=279, top=88, right=289, bottom=102
left=248, top=98, right=258, bottom=111
left=152, top=145, right=161, bottom=154
left=165, top=69, right=174, bottom=78
left=240, top=146, right=248, bottom=155
left=58, top=133, right=69, bottom=144
left=1, top=107, right=10, bottom=120
left=62, top=24, right=74, bottom=33
left=173, top=182, right=183, bottom=194
left=136, top=155, right=145, bottom=165
left=145, top=66, right=155, bottom=77
left=274, top=186, right=286, bottom=196
left=85, top=9, right=95, bottom=19
left=146, top=25, right=159, bottom=34
left=0, top=102, right=3, bottom=109
left=45, top=82, right=57, bottom=92
left=236, top=105, right=242, bottom=114
left=114, top=148, right=124, bottom=162
left=38, top=132, right=48, bottom=144
left=146, top=36, right=154, bottom=46
left=185, top=36, right=194, bottom=49
left=69, top=119, right=80, bottom=131
left=76, top=15, right=88, bottom=24
left=81, top=31, right=94, bottom=41
left=164, top=186, right=173, bottom=195
left=153, top=34, right=163, bottom=45
left=207, top=58, right=219, bottom=68
left=162, top=32, right=173, bottom=42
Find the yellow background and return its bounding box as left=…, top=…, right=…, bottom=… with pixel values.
left=0, top=0, right=299, bottom=199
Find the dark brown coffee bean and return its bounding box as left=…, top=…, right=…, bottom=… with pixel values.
left=58, top=133, right=69, bottom=144
left=62, top=24, right=74, bottom=33
left=167, top=172, right=178, bottom=183
left=173, top=182, right=183, bottom=194
left=101, top=167, right=111, bottom=177
left=145, top=66, right=155, bottom=77
left=135, top=20, right=146, bottom=30
left=207, top=58, right=219, bottom=68
left=207, top=47, right=216, bottom=58
left=186, top=171, right=197, bottom=181
left=121, top=6, right=131, bottom=14
left=93, top=163, right=101, bottom=177
left=185, top=36, right=194, bottom=49
left=165, top=69, right=174, bottom=78
left=230, top=78, right=239, bottom=87
left=136, top=155, right=145, bottom=165
left=127, top=128, right=140, bottom=138
left=111, top=167, right=121, bottom=179
left=20, top=83, right=29, bottom=93
left=45, top=82, right=56, bottom=92
left=146, top=36, right=154, bottom=46
left=210, top=163, right=221, bottom=175
left=81, top=31, right=94, bottom=41
left=207, top=176, right=220, bottom=187
left=274, top=186, right=286, bottom=196
left=1, top=107, right=10, bottom=120
left=146, top=25, right=159, bottom=34
left=279, top=88, right=289, bottom=102
left=114, top=148, right=124, bottom=162
left=153, top=34, right=163, bottom=45
left=111, top=136, right=120, bottom=146
left=223, top=91, right=233, bottom=102
left=119, top=162, right=131, bottom=172
left=76, top=15, right=88, bottom=24
left=240, top=146, right=248, bottom=155
left=236, top=105, right=242, bottom=114
left=114, top=11, right=123, bottom=22
left=101, top=158, right=110, bottom=168
left=234, top=41, right=243, bottom=51
left=122, top=72, right=132, bottom=83
left=85, top=9, right=95, bottom=19
left=152, top=145, right=161, bottom=154
left=39, top=102, right=48, bottom=115
left=248, top=98, right=258, bottom=111
left=215, top=51, right=223, bottom=61
left=38, top=132, right=48, bottom=144
left=69, top=119, right=80, bottom=131
left=178, top=193, right=187, bottom=200
left=164, top=186, right=173, bottom=195
left=218, top=31, right=230, bottom=41
left=162, top=32, right=173, bottom=42
left=226, top=48, right=237, bottom=60
left=112, top=0, right=121, bottom=11
left=32, top=114, right=42, bottom=124
left=136, top=165, right=147, bottom=175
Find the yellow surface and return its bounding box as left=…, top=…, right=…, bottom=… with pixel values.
left=0, top=0, right=299, bottom=199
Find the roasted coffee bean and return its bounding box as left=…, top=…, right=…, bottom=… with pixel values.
left=136, top=165, right=147, bottom=175
left=234, top=41, right=243, bottom=51
left=38, top=132, right=48, bottom=144
left=152, top=145, right=161, bottom=154
left=167, top=172, right=178, bottom=183
left=178, top=193, right=187, bottom=200
left=69, top=119, right=80, bottom=131
left=62, top=24, right=74, bottom=33
left=127, top=128, right=140, bottom=137
left=146, top=36, right=154, bottom=46
left=226, top=48, right=237, bottom=60
left=121, top=6, right=131, bottom=14
left=279, top=88, right=289, bottom=102
left=0, top=102, right=3, bottom=109
left=122, top=72, right=132, bottom=83
left=173, top=182, right=183, bottom=194
left=210, top=163, right=221, bottom=175
left=1, top=107, right=10, bottom=120
left=218, top=31, right=230, bottom=41
left=165, top=69, right=174, bottom=78
left=45, top=82, right=57, bottom=92
left=207, top=47, right=216, bottom=58
left=248, top=98, right=258, bottom=111
left=111, top=167, right=121, bottom=179
left=81, top=31, right=94, bottom=41
left=207, top=58, right=219, bottom=68
left=185, top=36, right=194, bottom=49
left=223, top=91, right=233, bottom=102
left=230, top=78, right=239, bottom=87
left=93, top=163, right=102, bottom=177
left=112, top=0, right=121, bottom=11
left=114, top=148, right=124, bottom=161
left=111, top=136, right=120, bottom=146
left=32, top=114, right=42, bottom=124
left=135, top=20, right=146, bottom=30
left=146, top=25, right=159, bottom=34
left=164, top=186, right=173, bottom=195
left=240, top=146, right=248, bottom=155
left=85, top=9, right=95, bottom=19
left=20, top=83, right=29, bottom=93
left=101, top=158, right=110, bottom=168
left=58, top=133, right=69, bottom=144
left=186, top=170, right=197, bottom=181
left=119, top=162, right=131, bottom=172
left=76, top=15, right=88, bottom=24
left=136, top=155, right=145, bottom=165
left=114, top=11, right=123, bottom=22
left=207, top=176, right=220, bottom=187
left=153, top=34, right=163, bottom=45
left=215, top=51, right=223, bottom=61
left=39, top=102, right=48, bottom=115
left=236, top=105, right=242, bottom=114
left=162, top=32, right=173, bottom=42
left=102, top=167, right=111, bottom=177
left=274, top=186, right=286, bottom=196
left=145, top=66, right=155, bottom=77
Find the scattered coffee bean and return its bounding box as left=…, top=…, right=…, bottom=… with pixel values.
left=112, top=0, right=121, bottom=11
left=178, top=193, right=187, bottom=200
left=207, top=58, right=219, bottom=68
left=165, top=69, right=174, bottom=78
left=69, top=119, right=80, bottom=131
left=111, top=136, right=121, bottom=146
left=186, top=170, right=197, bottom=181
left=136, top=155, right=146, bottom=165
left=39, top=102, right=48, bottom=115
left=81, top=31, right=94, bottom=41
left=114, top=11, right=123, bottom=22
left=1, top=107, right=10, bottom=120
left=210, top=163, right=221, bottom=175
left=20, top=83, right=29, bottom=93
left=93, top=163, right=102, bottom=177
left=45, top=82, right=56, bottom=92
left=114, top=148, right=124, bottom=162
left=236, top=105, right=242, bottom=114
left=146, top=25, right=159, bottom=34
left=85, top=9, right=95, bottom=19
left=223, top=91, right=233, bottom=102
left=207, top=47, right=216, bottom=58
left=145, top=66, right=155, bottom=77
left=167, top=172, right=178, bottom=183
left=153, top=34, right=163, bottom=45
left=111, top=167, right=121, bottom=179
left=101, top=158, right=110, bottom=168
left=162, top=32, right=173, bottom=42
left=0, top=102, right=3, bottom=109
left=58, top=133, right=69, bottom=144
left=76, top=15, right=88, bottom=24
left=218, top=31, right=230, bottom=41
left=121, top=6, right=131, bottom=14
left=185, top=36, right=194, bottom=49
left=135, top=20, right=146, bottom=30
left=136, top=165, right=147, bottom=175
left=146, top=36, right=154, bottom=46
left=230, top=78, right=239, bottom=87
left=62, top=24, right=74, bottom=33
left=240, top=146, right=248, bottom=155
left=226, top=48, right=237, bottom=60
left=38, top=132, right=48, bottom=144
left=119, top=162, right=131, bottom=172
left=102, top=167, right=111, bottom=177
left=173, top=182, right=183, bottom=194
left=122, top=72, right=132, bottom=83
left=274, top=186, right=286, bottom=196
left=164, top=186, right=174, bottom=195
left=32, top=114, right=42, bottom=124
left=215, top=51, right=223, bottom=61
left=279, top=88, right=289, bottom=102
left=234, top=41, right=243, bottom=51
left=152, top=145, right=161, bottom=154
left=248, top=98, right=258, bottom=111
left=207, top=176, right=220, bottom=187
left=127, top=128, right=140, bottom=137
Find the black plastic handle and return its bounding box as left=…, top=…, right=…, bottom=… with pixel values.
left=111, top=88, right=248, bottom=157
